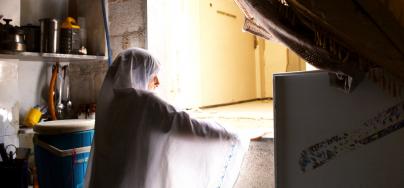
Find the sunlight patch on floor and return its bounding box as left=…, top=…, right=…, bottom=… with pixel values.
left=187, top=100, right=274, bottom=138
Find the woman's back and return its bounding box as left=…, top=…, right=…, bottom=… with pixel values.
left=86, top=48, right=249, bottom=188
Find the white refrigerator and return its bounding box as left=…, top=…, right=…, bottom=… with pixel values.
left=274, top=71, right=404, bottom=188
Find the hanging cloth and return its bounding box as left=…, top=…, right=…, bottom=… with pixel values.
left=85, top=48, right=249, bottom=188
left=235, top=0, right=404, bottom=96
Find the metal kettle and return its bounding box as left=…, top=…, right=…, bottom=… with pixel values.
left=12, top=28, right=26, bottom=52
left=0, top=18, right=26, bottom=52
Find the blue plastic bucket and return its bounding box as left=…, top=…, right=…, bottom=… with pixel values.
left=33, top=120, right=95, bottom=188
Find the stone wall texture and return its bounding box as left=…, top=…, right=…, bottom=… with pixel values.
left=69, top=0, right=147, bottom=107
left=108, top=0, right=147, bottom=58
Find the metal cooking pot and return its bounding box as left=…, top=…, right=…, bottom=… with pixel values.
left=40, top=18, right=60, bottom=53
left=12, top=28, right=26, bottom=52
left=0, top=19, right=26, bottom=52
left=21, top=25, right=40, bottom=52
left=0, top=18, right=15, bottom=51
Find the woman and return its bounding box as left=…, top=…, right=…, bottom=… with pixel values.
left=85, top=48, right=249, bottom=188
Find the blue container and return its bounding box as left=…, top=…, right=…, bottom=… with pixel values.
left=33, top=120, right=95, bottom=188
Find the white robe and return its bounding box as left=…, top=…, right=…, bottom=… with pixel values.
left=85, top=48, right=249, bottom=188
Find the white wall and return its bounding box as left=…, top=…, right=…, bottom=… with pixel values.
left=0, top=60, right=19, bottom=146
left=199, top=0, right=256, bottom=106
left=264, top=41, right=288, bottom=98
left=286, top=49, right=306, bottom=72
left=148, top=0, right=202, bottom=108
left=306, top=63, right=319, bottom=71
left=148, top=0, right=256, bottom=108
left=148, top=0, right=311, bottom=106
left=254, top=39, right=308, bottom=98
left=0, top=0, right=21, bottom=146
left=0, top=0, right=20, bottom=25
left=254, top=38, right=265, bottom=98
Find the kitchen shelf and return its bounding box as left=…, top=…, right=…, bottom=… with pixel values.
left=0, top=51, right=107, bottom=63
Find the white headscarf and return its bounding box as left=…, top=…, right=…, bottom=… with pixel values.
left=100, top=48, right=160, bottom=95
left=85, top=48, right=249, bottom=188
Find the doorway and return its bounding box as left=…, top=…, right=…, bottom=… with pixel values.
left=147, top=1, right=310, bottom=187
left=147, top=0, right=309, bottom=136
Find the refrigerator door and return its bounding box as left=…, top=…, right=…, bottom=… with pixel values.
left=274, top=71, right=404, bottom=188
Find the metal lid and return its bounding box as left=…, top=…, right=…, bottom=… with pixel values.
left=39, top=18, right=59, bottom=22
left=34, top=119, right=95, bottom=135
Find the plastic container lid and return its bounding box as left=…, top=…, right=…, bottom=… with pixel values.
left=61, top=17, right=80, bottom=29
left=34, top=119, right=95, bottom=135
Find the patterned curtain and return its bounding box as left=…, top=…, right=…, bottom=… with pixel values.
left=234, top=0, right=404, bottom=96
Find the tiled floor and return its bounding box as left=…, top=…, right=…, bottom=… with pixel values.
left=188, top=99, right=274, bottom=138
left=188, top=100, right=275, bottom=187
left=235, top=139, right=274, bottom=188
